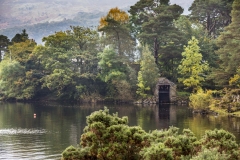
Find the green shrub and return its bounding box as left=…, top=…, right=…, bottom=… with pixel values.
left=140, top=143, right=173, bottom=160
left=80, top=107, right=149, bottom=160
left=200, top=129, right=239, bottom=159
left=191, top=148, right=230, bottom=160
left=163, top=129, right=198, bottom=159
left=61, top=146, right=94, bottom=160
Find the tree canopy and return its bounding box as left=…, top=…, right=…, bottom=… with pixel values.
left=189, top=0, right=234, bottom=38
left=0, top=0, right=239, bottom=101
left=98, top=7, right=135, bottom=57
left=129, top=0, right=185, bottom=82
left=213, top=0, right=240, bottom=86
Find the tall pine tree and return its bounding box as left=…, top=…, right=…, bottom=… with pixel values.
left=189, top=0, right=233, bottom=38
left=214, top=0, right=240, bottom=86
left=129, top=0, right=185, bottom=82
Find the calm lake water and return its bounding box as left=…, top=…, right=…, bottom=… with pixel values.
left=0, top=102, right=240, bottom=159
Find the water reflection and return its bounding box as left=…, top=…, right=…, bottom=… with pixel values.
left=0, top=102, right=240, bottom=159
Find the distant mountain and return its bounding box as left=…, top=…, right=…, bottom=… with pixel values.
left=0, top=0, right=139, bottom=43
left=0, top=0, right=193, bottom=43
left=0, top=0, right=138, bottom=30
left=0, top=12, right=106, bottom=44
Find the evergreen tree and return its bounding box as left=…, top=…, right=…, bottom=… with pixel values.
left=178, top=37, right=209, bottom=91
left=189, top=0, right=233, bottom=38
left=214, top=0, right=240, bottom=86
left=11, top=29, right=29, bottom=43
left=129, top=0, right=185, bottom=82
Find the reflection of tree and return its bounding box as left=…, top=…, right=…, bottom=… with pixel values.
left=182, top=114, right=240, bottom=141
left=135, top=106, right=158, bottom=131
left=158, top=104, right=178, bottom=129
left=1, top=102, right=240, bottom=159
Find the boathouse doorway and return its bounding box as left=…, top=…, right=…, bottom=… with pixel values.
left=159, top=85, right=170, bottom=103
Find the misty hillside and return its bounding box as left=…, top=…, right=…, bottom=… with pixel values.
left=0, top=0, right=193, bottom=43
left=0, top=0, right=140, bottom=43
left=0, top=0, right=138, bottom=30
left=0, top=12, right=106, bottom=44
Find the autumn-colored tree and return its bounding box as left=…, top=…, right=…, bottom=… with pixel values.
left=229, top=68, right=240, bottom=88
left=178, top=37, right=209, bottom=91
left=99, top=7, right=129, bottom=29
left=174, top=16, right=219, bottom=89
left=98, top=7, right=135, bottom=57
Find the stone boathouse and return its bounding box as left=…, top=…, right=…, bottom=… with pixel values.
left=154, top=77, right=177, bottom=103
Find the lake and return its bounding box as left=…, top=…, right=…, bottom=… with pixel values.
left=0, top=102, right=240, bottom=159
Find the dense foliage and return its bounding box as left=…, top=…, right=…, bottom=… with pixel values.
left=129, top=0, right=185, bottom=82
left=0, top=0, right=239, bottom=105
left=189, top=0, right=233, bottom=38
left=61, top=107, right=240, bottom=160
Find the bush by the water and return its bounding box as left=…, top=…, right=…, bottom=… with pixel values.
left=61, top=107, right=240, bottom=160
left=189, top=89, right=213, bottom=110
left=212, top=89, right=240, bottom=113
